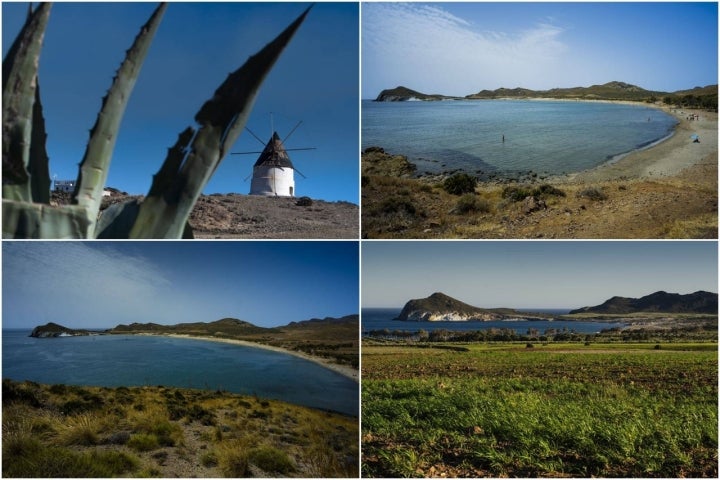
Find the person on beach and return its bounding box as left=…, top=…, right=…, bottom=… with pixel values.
left=502, top=134, right=505, bottom=143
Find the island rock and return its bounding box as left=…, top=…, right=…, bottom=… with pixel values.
left=29, top=322, right=90, bottom=338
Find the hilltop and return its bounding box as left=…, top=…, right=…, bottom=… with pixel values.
left=396, top=292, right=548, bottom=321
left=375, top=86, right=457, bottom=102
left=374, top=81, right=718, bottom=108
left=569, top=290, right=718, bottom=315
left=51, top=190, right=358, bottom=239
left=30, top=322, right=91, bottom=338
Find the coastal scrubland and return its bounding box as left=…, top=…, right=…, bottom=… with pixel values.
left=362, top=340, right=717, bottom=477
left=3, top=380, right=358, bottom=478
left=362, top=107, right=717, bottom=239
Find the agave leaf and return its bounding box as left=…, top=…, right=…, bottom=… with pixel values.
left=29, top=82, right=51, bottom=203
left=129, top=6, right=311, bottom=239
left=2, top=199, right=91, bottom=239
left=72, top=2, right=167, bottom=236
left=2, top=3, right=52, bottom=202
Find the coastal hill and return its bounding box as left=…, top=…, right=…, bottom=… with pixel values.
left=375, top=86, right=457, bottom=102
left=569, top=291, right=718, bottom=315
left=396, top=292, right=548, bottom=321
left=29, top=322, right=91, bottom=338
left=31, top=316, right=359, bottom=368
left=374, top=81, right=718, bottom=107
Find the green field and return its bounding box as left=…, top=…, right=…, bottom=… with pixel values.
left=362, top=342, right=717, bottom=477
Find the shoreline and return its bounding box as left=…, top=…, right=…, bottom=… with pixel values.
left=139, top=333, right=359, bottom=382
left=367, top=99, right=717, bottom=185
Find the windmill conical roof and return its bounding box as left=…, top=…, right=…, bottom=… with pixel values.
left=253, top=132, right=294, bottom=169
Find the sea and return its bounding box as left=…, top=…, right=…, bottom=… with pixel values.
left=362, top=308, right=627, bottom=336
left=362, top=99, right=678, bottom=177
left=2, top=330, right=358, bottom=416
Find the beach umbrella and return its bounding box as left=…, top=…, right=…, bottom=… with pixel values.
left=690, top=134, right=699, bottom=140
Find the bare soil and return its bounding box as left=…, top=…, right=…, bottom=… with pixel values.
left=52, top=192, right=359, bottom=239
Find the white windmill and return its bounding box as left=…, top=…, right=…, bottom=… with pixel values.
left=232, top=118, right=314, bottom=197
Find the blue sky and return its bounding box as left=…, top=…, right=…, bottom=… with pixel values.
left=3, top=241, right=359, bottom=329
left=362, top=2, right=718, bottom=98
left=2, top=2, right=359, bottom=202
left=362, top=241, right=718, bottom=309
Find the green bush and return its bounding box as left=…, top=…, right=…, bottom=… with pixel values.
left=503, top=184, right=566, bottom=202
left=576, top=187, right=608, bottom=201
left=128, top=433, right=160, bottom=452
left=443, top=173, right=477, bottom=195
left=453, top=194, right=491, bottom=214
left=378, top=197, right=416, bottom=216
left=249, top=446, right=296, bottom=474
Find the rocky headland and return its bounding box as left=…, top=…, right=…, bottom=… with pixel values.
left=29, top=322, right=92, bottom=338
left=396, top=292, right=549, bottom=321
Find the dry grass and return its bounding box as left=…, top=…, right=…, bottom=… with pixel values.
left=2, top=380, right=358, bottom=478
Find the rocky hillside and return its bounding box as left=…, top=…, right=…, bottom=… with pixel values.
left=30, top=322, right=91, bottom=338
left=51, top=190, right=358, bottom=239
left=374, top=86, right=456, bottom=102
left=396, top=292, right=547, bottom=321
left=569, top=291, right=718, bottom=315
left=374, top=82, right=717, bottom=106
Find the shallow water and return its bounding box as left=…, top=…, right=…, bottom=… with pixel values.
left=362, top=100, right=677, bottom=177
left=2, top=330, right=358, bottom=416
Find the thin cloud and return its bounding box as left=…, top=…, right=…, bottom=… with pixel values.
left=3, top=243, right=175, bottom=328
left=362, top=3, right=567, bottom=96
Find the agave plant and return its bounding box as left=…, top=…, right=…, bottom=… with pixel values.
left=2, top=2, right=309, bottom=238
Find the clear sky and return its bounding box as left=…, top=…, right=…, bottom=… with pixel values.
left=362, top=2, right=718, bottom=98
left=2, top=2, right=359, bottom=202
left=362, top=241, right=718, bottom=309
left=3, top=241, right=359, bottom=330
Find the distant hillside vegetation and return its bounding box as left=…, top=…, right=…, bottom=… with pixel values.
left=374, top=82, right=718, bottom=110
left=569, top=291, right=718, bottom=315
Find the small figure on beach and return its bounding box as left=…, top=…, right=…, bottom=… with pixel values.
left=502, top=134, right=505, bottom=143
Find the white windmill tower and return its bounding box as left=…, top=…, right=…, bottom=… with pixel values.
left=232, top=118, right=313, bottom=197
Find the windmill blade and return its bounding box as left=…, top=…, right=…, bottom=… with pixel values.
left=282, top=120, right=303, bottom=143
left=243, top=173, right=253, bottom=181
left=244, top=126, right=266, bottom=146
left=285, top=147, right=316, bottom=152
left=231, top=150, right=264, bottom=155
left=294, top=167, right=307, bottom=179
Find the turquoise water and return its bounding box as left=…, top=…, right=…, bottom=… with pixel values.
left=2, top=331, right=358, bottom=416
left=362, top=100, right=677, bottom=177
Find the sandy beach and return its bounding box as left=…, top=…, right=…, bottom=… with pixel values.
left=149, top=333, right=359, bottom=382
left=563, top=105, right=718, bottom=183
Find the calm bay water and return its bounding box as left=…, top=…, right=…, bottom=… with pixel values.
left=362, top=308, right=627, bottom=336
left=2, top=331, right=358, bottom=416
left=362, top=100, right=677, bottom=177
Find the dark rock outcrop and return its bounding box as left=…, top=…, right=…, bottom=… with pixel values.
left=396, top=292, right=545, bottom=321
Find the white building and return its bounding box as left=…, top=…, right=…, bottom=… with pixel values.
left=249, top=132, right=296, bottom=197
left=54, top=179, right=75, bottom=193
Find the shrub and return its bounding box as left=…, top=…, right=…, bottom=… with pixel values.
left=217, top=445, right=249, bottom=477
left=443, top=173, right=477, bottom=195
left=295, top=196, right=313, bottom=206
left=378, top=197, right=416, bottom=216
left=503, top=184, right=565, bottom=202
left=453, top=194, right=491, bottom=214
left=576, top=187, right=608, bottom=201
left=535, top=184, right=566, bottom=197
left=128, top=433, right=160, bottom=452
left=249, top=446, right=296, bottom=474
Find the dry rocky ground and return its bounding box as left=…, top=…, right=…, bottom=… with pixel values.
left=52, top=191, right=359, bottom=239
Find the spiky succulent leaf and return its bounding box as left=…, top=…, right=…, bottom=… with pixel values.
left=72, top=2, right=167, bottom=236
left=2, top=3, right=51, bottom=202
left=129, top=6, right=311, bottom=239
left=2, top=199, right=91, bottom=238
left=29, top=82, right=51, bottom=203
